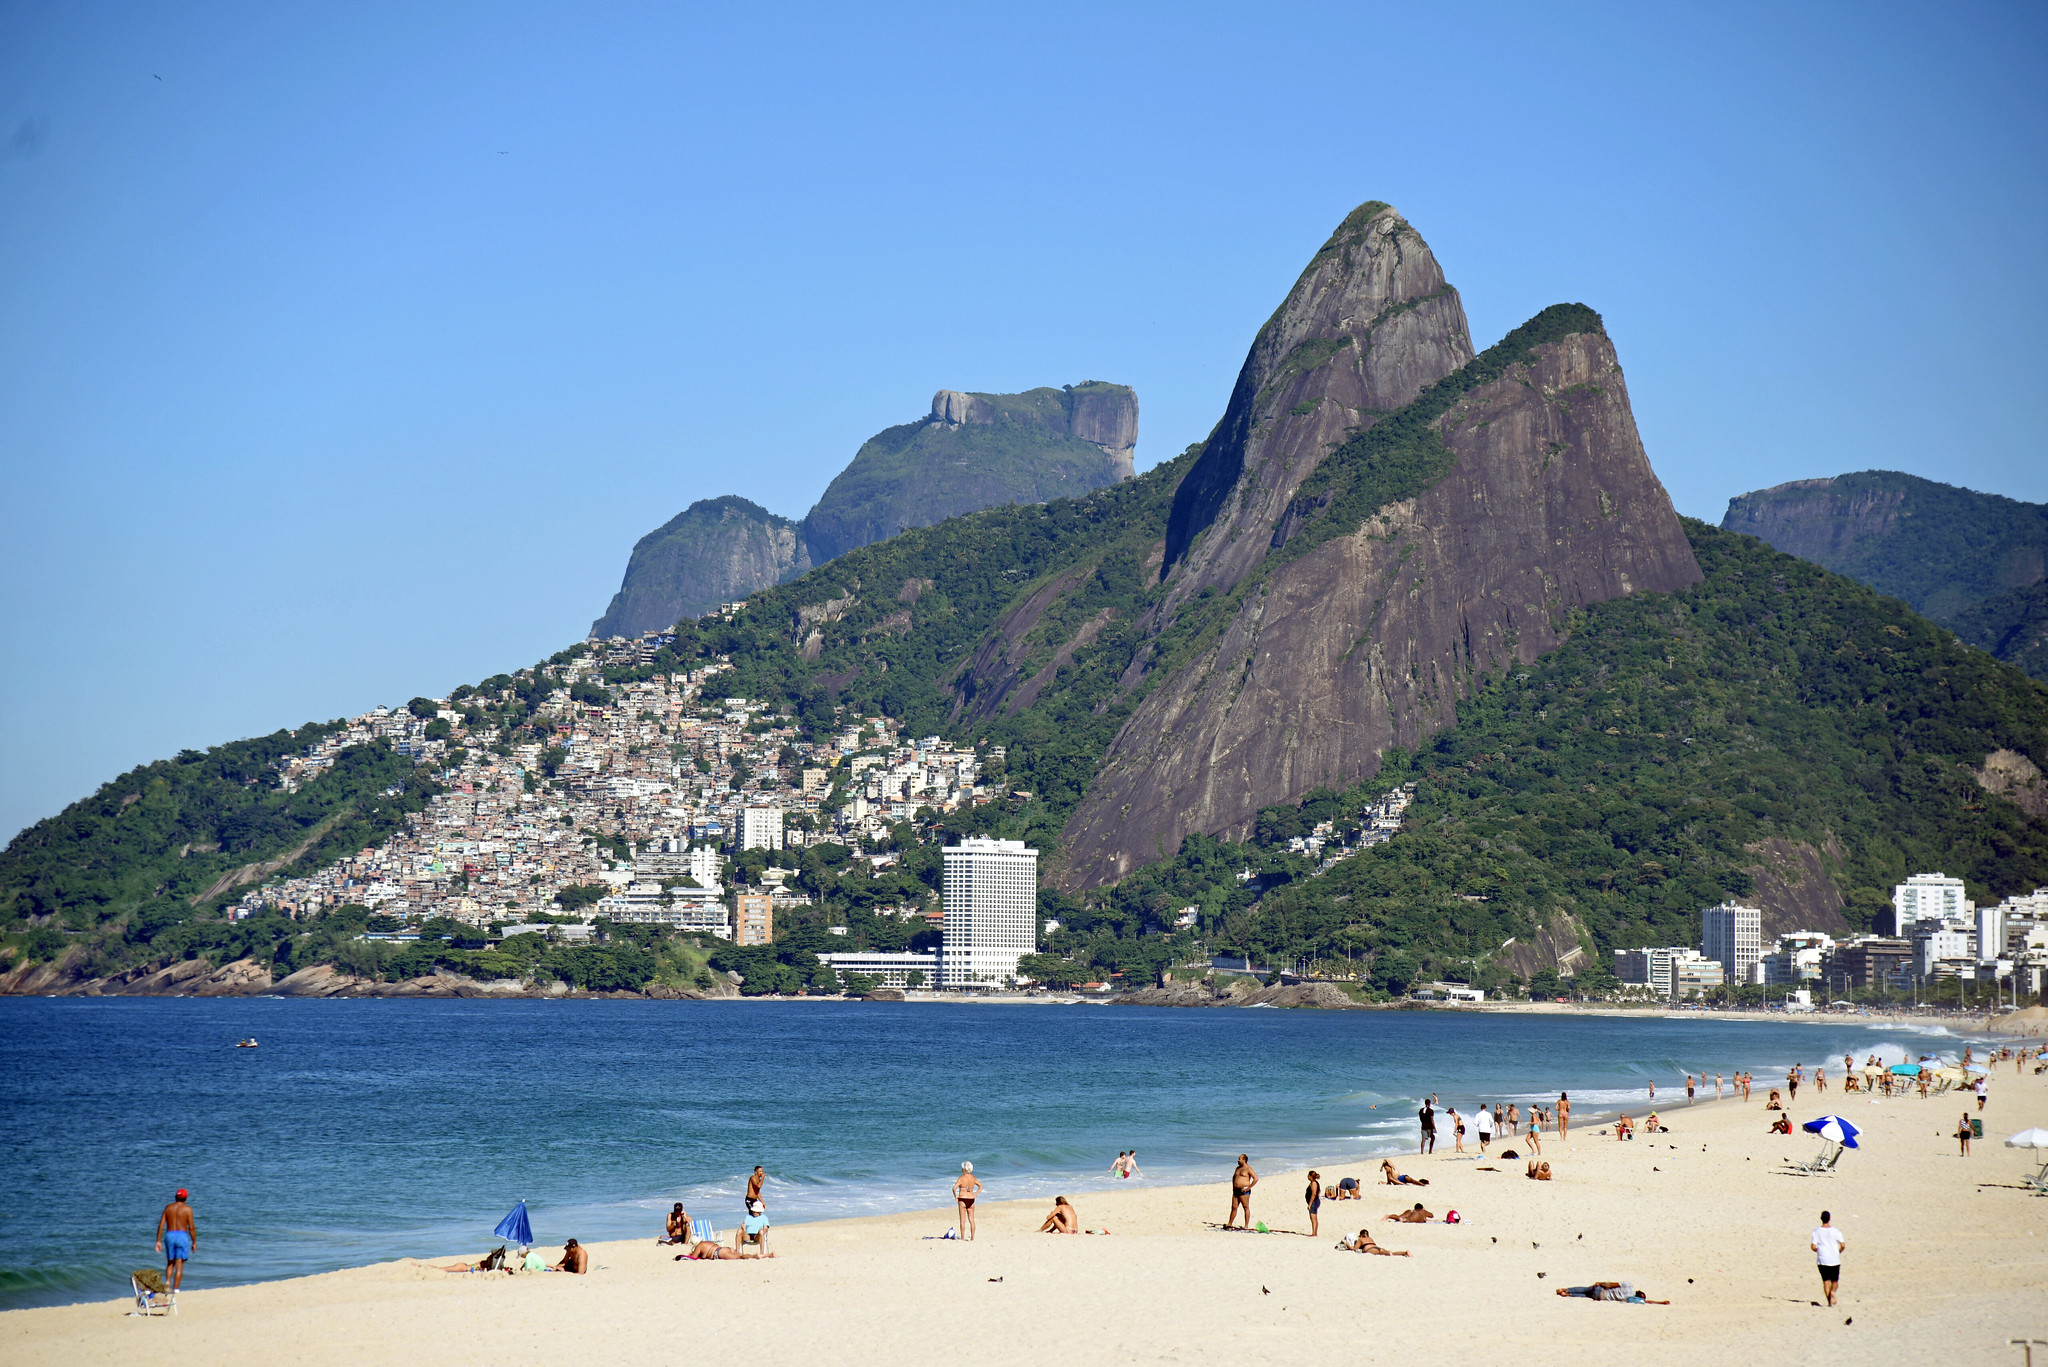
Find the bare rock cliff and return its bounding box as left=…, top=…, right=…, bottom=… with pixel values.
left=1057, top=321, right=1702, bottom=888
left=1162, top=203, right=1474, bottom=601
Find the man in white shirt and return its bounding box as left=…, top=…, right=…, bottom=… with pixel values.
left=1474, top=1105, right=1494, bottom=1154
left=1810, top=1210, right=1846, bottom=1306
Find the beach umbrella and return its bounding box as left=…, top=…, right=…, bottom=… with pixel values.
left=1802, top=1115, right=1862, bottom=1148
left=493, top=1200, right=534, bottom=1246
left=1888, top=1063, right=1920, bottom=1076
left=2007, top=1128, right=2048, bottom=1189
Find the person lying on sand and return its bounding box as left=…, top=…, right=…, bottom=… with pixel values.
left=1526, top=1160, right=1552, bottom=1180
left=1040, top=1197, right=1079, bottom=1233
left=1380, top=1160, right=1429, bottom=1186
left=547, top=1239, right=588, bottom=1273
left=1338, top=1228, right=1411, bottom=1256
left=1768, top=1115, right=1792, bottom=1135
left=423, top=1246, right=509, bottom=1274
left=1385, top=1203, right=1434, bottom=1223
left=1556, top=1282, right=1668, bottom=1304
left=682, top=1240, right=743, bottom=1260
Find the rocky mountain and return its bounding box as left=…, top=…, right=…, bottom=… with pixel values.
left=1065, top=206, right=1702, bottom=886
left=590, top=497, right=811, bottom=639
left=13, top=199, right=2048, bottom=1003
left=590, top=384, right=1138, bottom=640
left=802, top=383, right=1137, bottom=564
left=1722, top=471, right=2048, bottom=679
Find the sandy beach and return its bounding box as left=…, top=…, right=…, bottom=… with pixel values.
left=8, top=1059, right=2044, bottom=1366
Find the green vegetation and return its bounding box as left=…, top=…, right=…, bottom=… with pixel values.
left=1018, top=521, right=2048, bottom=996
left=1722, top=469, right=2048, bottom=679
left=0, top=729, right=436, bottom=953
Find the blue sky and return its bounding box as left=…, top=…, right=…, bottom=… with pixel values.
left=3, top=1, right=2045, bottom=840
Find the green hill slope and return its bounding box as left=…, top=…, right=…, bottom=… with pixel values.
left=1722, top=470, right=2048, bottom=679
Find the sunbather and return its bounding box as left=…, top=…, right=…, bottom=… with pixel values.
left=1556, top=1282, right=1668, bottom=1303
left=1385, top=1203, right=1434, bottom=1223
left=1039, top=1196, right=1079, bottom=1233
left=1338, top=1228, right=1410, bottom=1256
left=547, top=1239, right=587, bottom=1273
left=1526, top=1160, right=1552, bottom=1180
left=1768, top=1115, right=1791, bottom=1135
left=660, top=1203, right=691, bottom=1245
left=1765, top=1089, right=1784, bottom=1110
left=1379, top=1160, right=1429, bottom=1186
left=683, top=1240, right=742, bottom=1260
left=423, top=1245, right=509, bottom=1274
left=1614, top=1115, right=1634, bottom=1140
left=735, top=1200, right=773, bottom=1257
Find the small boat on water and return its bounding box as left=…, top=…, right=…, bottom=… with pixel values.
left=235, top=1038, right=259, bottom=1049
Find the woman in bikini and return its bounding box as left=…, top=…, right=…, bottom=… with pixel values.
left=1339, top=1228, right=1410, bottom=1256
left=952, top=1161, right=983, bottom=1241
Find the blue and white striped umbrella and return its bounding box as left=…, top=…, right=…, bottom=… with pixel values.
left=1802, top=1115, right=1862, bottom=1149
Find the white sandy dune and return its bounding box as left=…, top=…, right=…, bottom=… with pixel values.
left=7, top=1063, right=2045, bottom=1366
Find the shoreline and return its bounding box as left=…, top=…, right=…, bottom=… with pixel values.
left=7, top=1061, right=2044, bottom=1366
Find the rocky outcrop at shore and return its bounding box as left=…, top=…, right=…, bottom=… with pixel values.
left=0, top=952, right=738, bottom=1001
left=1114, top=978, right=1363, bottom=1009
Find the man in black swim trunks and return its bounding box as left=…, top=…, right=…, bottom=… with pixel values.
left=1226, top=1155, right=1257, bottom=1229
left=1419, top=1101, right=1436, bottom=1155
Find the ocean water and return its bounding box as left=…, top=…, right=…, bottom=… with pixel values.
left=0, top=997, right=1964, bottom=1310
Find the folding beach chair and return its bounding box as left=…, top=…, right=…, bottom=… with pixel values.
left=1787, top=1142, right=1843, bottom=1176
left=130, top=1269, right=175, bottom=1316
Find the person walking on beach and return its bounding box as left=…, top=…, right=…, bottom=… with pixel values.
left=1304, top=1170, right=1323, bottom=1238
left=1524, top=1110, right=1542, bottom=1156
left=952, top=1161, right=982, bottom=1241
left=1815, top=1066, right=1826, bottom=1094
left=1448, top=1107, right=1466, bottom=1153
left=1558, top=1093, right=1571, bottom=1138
left=1975, top=1076, right=1988, bottom=1111
left=1686, top=1074, right=1695, bottom=1105
left=1418, top=1101, right=1436, bottom=1155
left=1226, top=1155, right=1258, bottom=1229
left=1474, top=1104, right=1494, bottom=1154
left=1811, top=1211, right=1845, bottom=1306
left=1715, top=1072, right=1723, bottom=1100
left=1787, top=1068, right=1799, bottom=1104
left=155, top=1188, right=196, bottom=1295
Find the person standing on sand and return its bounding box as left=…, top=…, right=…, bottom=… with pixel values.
left=1811, top=1211, right=1845, bottom=1307
left=1226, top=1155, right=1258, bottom=1229
left=1418, top=1101, right=1436, bottom=1155
left=1815, top=1067, right=1826, bottom=1094
left=952, top=1161, right=982, bottom=1241
left=155, top=1188, right=196, bottom=1295
left=1558, top=1093, right=1571, bottom=1138
left=1448, top=1107, right=1466, bottom=1153
left=1524, top=1111, right=1541, bottom=1156
left=1304, top=1170, right=1322, bottom=1238
left=1715, top=1072, right=1723, bottom=1100
left=1957, top=1114, right=1973, bottom=1156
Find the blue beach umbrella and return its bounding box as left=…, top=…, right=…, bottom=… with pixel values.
left=1803, top=1115, right=1862, bottom=1148
left=1888, top=1063, right=1921, bottom=1076
left=494, top=1200, right=534, bottom=1246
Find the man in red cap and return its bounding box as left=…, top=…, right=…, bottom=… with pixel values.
left=155, top=1189, right=196, bottom=1294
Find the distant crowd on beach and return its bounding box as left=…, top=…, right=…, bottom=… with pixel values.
left=142, top=1039, right=2042, bottom=1315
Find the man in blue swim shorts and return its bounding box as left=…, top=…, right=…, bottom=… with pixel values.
left=156, top=1188, right=197, bottom=1294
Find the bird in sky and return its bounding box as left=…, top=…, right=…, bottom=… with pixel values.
left=153, top=73, right=162, bottom=81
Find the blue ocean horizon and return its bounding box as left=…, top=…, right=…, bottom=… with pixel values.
left=0, top=997, right=1964, bottom=1310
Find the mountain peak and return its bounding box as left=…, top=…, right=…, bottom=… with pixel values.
left=1162, top=203, right=1474, bottom=591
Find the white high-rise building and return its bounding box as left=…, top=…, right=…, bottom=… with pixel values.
left=1977, top=902, right=2006, bottom=966
left=1700, top=902, right=1763, bottom=986
left=688, top=845, right=723, bottom=889
left=1892, top=872, right=1967, bottom=935
left=939, top=837, right=1038, bottom=989
left=739, top=805, right=784, bottom=852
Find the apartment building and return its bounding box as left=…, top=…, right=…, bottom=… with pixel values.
left=939, top=837, right=1038, bottom=989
